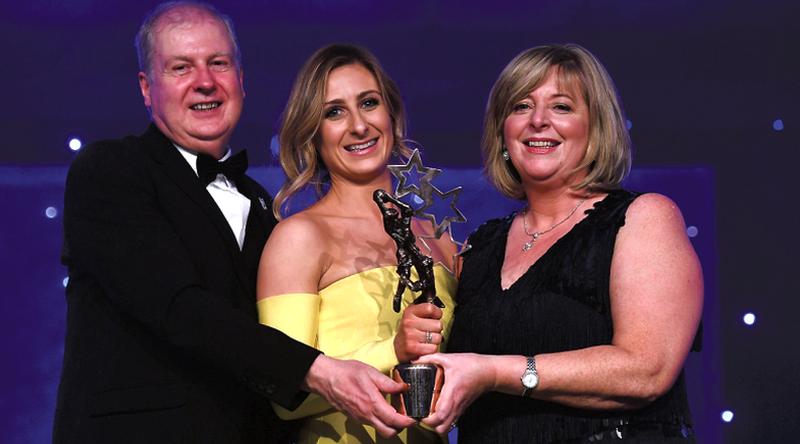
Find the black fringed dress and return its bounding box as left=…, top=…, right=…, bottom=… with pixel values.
left=447, top=190, right=696, bottom=443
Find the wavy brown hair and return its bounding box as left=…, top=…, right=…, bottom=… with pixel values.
left=273, top=44, right=412, bottom=219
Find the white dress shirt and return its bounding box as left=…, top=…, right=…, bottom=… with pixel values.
left=175, top=145, right=251, bottom=250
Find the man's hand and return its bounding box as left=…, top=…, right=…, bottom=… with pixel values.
left=304, top=355, right=416, bottom=438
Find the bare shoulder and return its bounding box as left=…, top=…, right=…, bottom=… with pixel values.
left=624, top=193, right=687, bottom=233
left=258, top=209, right=330, bottom=296
left=268, top=210, right=328, bottom=249
left=261, top=208, right=335, bottom=268
left=614, top=192, right=698, bottom=269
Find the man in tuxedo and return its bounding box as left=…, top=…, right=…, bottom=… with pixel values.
left=53, top=2, right=415, bottom=442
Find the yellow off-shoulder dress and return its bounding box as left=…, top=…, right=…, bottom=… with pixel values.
left=258, top=264, right=457, bottom=444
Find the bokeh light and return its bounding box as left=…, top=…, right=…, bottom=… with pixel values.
left=721, top=410, right=734, bottom=423
left=68, top=137, right=82, bottom=151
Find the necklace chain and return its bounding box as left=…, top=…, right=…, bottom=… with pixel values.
left=521, top=199, right=586, bottom=252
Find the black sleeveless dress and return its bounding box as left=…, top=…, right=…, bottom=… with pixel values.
left=447, top=190, right=696, bottom=443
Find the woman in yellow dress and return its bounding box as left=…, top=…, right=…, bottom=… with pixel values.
left=257, top=44, right=457, bottom=443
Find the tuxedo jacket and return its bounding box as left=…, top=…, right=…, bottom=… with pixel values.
left=54, top=125, right=320, bottom=443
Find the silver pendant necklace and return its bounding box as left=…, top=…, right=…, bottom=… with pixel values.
left=521, top=199, right=586, bottom=252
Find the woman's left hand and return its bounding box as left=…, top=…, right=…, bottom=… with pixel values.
left=415, top=352, right=496, bottom=435
left=394, top=303, right=443, bottom=362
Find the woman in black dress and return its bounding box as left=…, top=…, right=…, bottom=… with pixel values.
left=418, top=44, right=703, bottom=442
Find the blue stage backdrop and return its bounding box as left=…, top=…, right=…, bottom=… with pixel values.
left=0, top=165, right=718, bottom=443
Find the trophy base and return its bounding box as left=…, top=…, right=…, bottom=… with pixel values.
left=391, top=363, right=443, bottom=419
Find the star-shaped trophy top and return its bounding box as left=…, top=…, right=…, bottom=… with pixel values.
left=416, top=183, right=466, bottom=239
left=388, top=149, right=469, bottom=261
left=389, top=149, right=442, bottom=199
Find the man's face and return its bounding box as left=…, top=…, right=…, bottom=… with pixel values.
left=139, top=10, right=244, bottom=158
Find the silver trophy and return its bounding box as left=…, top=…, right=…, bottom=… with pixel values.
left=392, top=363, right=444, bottom=419
left=373, top=149, right=467, bottom=419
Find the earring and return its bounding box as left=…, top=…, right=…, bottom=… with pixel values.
left=502, top=148, right=510, bottom=161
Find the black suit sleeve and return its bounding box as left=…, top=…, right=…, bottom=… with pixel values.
left=63, top=139, right=320, bottom=408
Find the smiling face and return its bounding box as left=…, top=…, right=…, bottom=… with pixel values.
left=503, top=68, right=590, bottom=189
left=138, top=8, right=244, bottom=158
left=317, top=63, right=394, bottom=184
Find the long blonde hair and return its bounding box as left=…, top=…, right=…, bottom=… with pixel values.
left=273, top=44, right=412, bottom=219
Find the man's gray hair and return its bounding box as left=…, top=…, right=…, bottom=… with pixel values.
left=134, top=1, right=242, bottom=76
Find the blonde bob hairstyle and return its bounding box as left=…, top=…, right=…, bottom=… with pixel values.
left=272, top=44, right=412, bottom=219
left=482, top=43, right=631, bottom=200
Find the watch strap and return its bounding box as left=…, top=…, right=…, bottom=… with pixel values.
left=521, top=356, right=538, bottom=397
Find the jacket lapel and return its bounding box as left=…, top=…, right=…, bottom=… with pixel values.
left=140, top=125, right=249, bottom=288
left=236, top=179, right=275, bottom=271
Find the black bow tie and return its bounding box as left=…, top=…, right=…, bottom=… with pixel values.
left=197, top=150, right=248, bottom=186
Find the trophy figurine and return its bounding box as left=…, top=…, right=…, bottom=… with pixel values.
left=372, top=149, right=466, bottom=419
left=373, top=189, right=444, bottom=313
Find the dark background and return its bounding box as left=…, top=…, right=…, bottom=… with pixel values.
left=2, top=0, right=798, bottom=442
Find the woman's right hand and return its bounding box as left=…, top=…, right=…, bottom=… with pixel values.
left=416, top=352, right=497, bottom=435
left=394, top=302, right=443, bottom=362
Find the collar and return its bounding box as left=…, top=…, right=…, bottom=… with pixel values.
left=174, top=144, right=233, bottom=177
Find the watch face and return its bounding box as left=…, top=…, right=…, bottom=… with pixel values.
left=522, top=372, right=538, bottom=388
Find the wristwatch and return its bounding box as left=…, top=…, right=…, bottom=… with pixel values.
left=520, top=356, right=539, bottom=397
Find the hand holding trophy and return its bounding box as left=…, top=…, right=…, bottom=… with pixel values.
left=372, top=149, right=466, bottom=420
